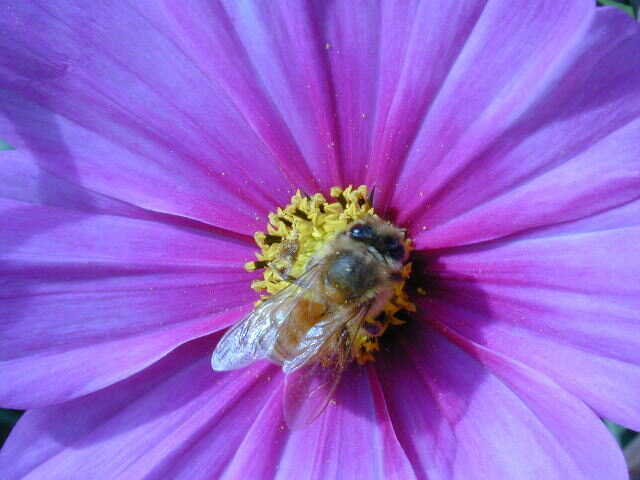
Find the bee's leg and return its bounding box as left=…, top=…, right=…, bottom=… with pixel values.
left=270, top=236, right=300, bottom=284
left=363, top=312, right=388, bottom=337
left=270, top=257, right=300, bottom=284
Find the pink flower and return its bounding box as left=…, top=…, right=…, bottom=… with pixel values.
left=1, top=1, right=639, bottom=478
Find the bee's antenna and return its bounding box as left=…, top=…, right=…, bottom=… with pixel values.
left=367, top=185, right=376, bottom=207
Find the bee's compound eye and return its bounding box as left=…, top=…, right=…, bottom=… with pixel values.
left=349, top=224, right=374, bottom=242
left=381, top=236, right=405, bottom=261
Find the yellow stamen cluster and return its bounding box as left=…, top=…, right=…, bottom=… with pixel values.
left=245, top=185, right=415, bottom=364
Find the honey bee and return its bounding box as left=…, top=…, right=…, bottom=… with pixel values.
left=211, top=214, right=408, bottom=427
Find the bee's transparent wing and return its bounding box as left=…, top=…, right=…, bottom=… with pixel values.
left=211, top=265, right=323, bottom=371
left=211, top=300, right=288, bottom=371
left=283, top=304, right=369, bottom=428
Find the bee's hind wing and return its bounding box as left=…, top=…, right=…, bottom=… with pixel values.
left=282, top=303, right=370, bottom=428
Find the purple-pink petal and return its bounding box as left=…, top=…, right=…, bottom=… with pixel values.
left=164, top=0, right=344, bottom=191
left=425, top=202, right=640, bottom=429
left=0, top=177, right=256, bottom=407
left=0, top=1, right=302, bottom=232
left=392, top=5, right=640, bottom=239
left=0, top=336, right=280, bottom=480
left=276, top=367, right=417, bottom=480
left=2, top=327, right=627, bottom=480
left=365, top=0, right=488, bottom=212
left=412, top=116, right=640, bottom=249
left=0, top=336, right=418, bottom=480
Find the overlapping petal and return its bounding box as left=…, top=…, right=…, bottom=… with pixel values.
left=377, top=323, right=627, bottom=479
left=0, top=1, right=302, bottom=233
left=394, top=7, right=640, bottom=244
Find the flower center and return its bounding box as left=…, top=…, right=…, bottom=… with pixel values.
left=246, top=185, right=415, bottom=364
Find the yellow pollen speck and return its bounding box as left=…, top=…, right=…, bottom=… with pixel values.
left=245, top=185, right=415, bottom=364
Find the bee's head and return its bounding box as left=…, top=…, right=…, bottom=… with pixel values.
left=348, top=217, right=406, bottom=262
